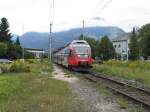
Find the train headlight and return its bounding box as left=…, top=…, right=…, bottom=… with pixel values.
left=84, top=54, right=88, bottom=57
left=78, top=54, right=81, bottom=57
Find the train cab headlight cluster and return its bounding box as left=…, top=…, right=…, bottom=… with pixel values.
left=84, top=54, right=88, bottom=57
left=78, top=54, right=88, bottom=58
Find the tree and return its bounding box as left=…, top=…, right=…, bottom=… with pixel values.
left=0, top=17, right=12, bottom=43
left=98, top=36, right=115, bottom=60
left=24, top=51, right=34, bottom=59
left=7, top=44, right=22, bottom=59
left=0, top=43, right=8, bottom=58
left=129, top=27, right=139, bottom=60
left=15, top=37, right=20, bottom=45
left=139, top=23, right=150, bottom=59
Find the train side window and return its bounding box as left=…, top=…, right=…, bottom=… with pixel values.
left=65, top=49, right=70, bottom=56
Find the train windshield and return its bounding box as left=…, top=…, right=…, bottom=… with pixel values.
left=74, top=47, right=90, bottom=54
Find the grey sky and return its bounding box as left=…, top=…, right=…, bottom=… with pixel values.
left=0, top=0, right=150, bottom=35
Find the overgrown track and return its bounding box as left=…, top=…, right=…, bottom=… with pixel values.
left=84, top=71, right=150, bottom=108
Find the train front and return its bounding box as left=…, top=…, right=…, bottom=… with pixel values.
left=69, top=40, right=93, bottom=70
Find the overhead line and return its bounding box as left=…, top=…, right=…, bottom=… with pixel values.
left=85, top=0, right=112, bottom=25
left=86, top=0, right=105, bottom=20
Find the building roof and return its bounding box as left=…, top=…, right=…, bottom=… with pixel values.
left=0, top=59, right=12, bottom=63
left=112, top=33, right=131, bottom=42
left=25, top=48, right=44, bottom=51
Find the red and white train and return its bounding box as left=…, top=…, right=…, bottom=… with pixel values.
left=53, top=40, right=93, bottom=71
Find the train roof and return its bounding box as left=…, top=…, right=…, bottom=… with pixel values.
left=71, top=40, right=88, bottom=45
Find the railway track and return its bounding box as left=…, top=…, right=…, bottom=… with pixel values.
left=83, top=71, right=150, bottom=108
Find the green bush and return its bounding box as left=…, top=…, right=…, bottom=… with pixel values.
left=7, top=44, right=22, bottom=59
left=10, top=60, right=30, bottom=73
left=26, top=59, right=37, bottom=64
left=24, top=51, right=34, bottom=59
left=0, top=64, right=10, bottom=73
left=0, top=43, right=8, bottom=57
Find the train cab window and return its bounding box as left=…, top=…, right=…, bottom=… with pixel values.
left=75, top=47, right=90, bottom=54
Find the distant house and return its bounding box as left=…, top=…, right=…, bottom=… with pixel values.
left=26, top=48, right=45, bottom=59
left=112, top=33, right=131, bottom=60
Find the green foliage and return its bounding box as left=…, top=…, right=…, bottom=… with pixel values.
left=93, top=61, right=150, bottom=85
left=0, top=76, right=21, bottom=101
left=15, top=37, right=20, bottom=45
left=0, top=43, right=7, bottom=57
left=117, top=96, right=128, bottom=109
left=128, top=106, right=144, bottom=112
left=129, top=28, right=139, bottom=60
left=26, top=59, right=37, bottom=64
left=0, top=17, right=12, bottom=43
left=10, top=60, right=30, bottom=73
left=43, top=53, right=48, bottom=58
left=7, top=44, right=22, bottom=59
left=139, top=23, right=150, bottom=59
left=79, top=35, right=116, bottom=60
left=0, top=17, right=23, bottom=60
left=0, top=60, right=87, bottom=112
left=0, top=64, right=10, bottom=73
left=98, top=36, right=115, bottom=60
left=24, top=51, right=34, bottom=59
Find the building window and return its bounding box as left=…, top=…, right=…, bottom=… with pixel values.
left=118, top=44, right=121, bottom=48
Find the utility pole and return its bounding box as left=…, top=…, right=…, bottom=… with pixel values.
left=49, top=23, right=52, bottom=60
left=82, top=20, right=85, bottom=40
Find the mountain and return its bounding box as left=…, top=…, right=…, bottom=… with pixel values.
left=19, top=26, right=125, bottom=51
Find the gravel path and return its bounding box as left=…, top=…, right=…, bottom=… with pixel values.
left=70, top=79, right=127, bottom=112
left=53, top=65, right=127, bottom=112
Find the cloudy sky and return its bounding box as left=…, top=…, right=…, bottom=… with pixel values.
left=0, top=0, right=150, bottom=35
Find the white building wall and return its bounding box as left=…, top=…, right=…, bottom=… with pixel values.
left=113, top=39, right=130, bottom=60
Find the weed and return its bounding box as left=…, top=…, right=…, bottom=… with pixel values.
left=117, top=96, right=128, bottom=109
left=93, top=61, right=150, bottom=85
left=0, top=60, right=87, bottom=112
left=128, top=105, right=144, bottom=112
left=97, top=84, right=112, bottom=96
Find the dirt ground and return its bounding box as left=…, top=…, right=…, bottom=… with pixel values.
left=53, top=65, right=127, bottom=112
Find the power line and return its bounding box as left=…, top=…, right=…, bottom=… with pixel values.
left=85, top=0, right=112, bottom=25
left=86, top=0, right=105, bottom=20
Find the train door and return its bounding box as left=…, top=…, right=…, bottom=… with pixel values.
left=63, top=48, right=70, bottom=67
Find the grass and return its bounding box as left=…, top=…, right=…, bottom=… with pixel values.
left=128, top=106, right=144, bottom=112
left=117, top=96, right=128, bottom=109
left=93, top=60, right=150, bottom=85
left=116, top=96, right=145, bottom=112
left=0, top=60, right=85, bottom=112
left=96, top=83, right=112, bottom=96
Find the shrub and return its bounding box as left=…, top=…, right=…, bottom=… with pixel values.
left=0, top=64, right=10, bottom=73
left=128, top=62, right=138, bottom=69
left=0, top=68, right=2, bottom=74
left=10, top=60, right=30, bottom=73
left=7, top=44, right=22, bottom=59
left=24, top=51, right=34, bottom=59
left=26, top=59, right=37, bottom=64
left=0, top=43, right=8, bottom=58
